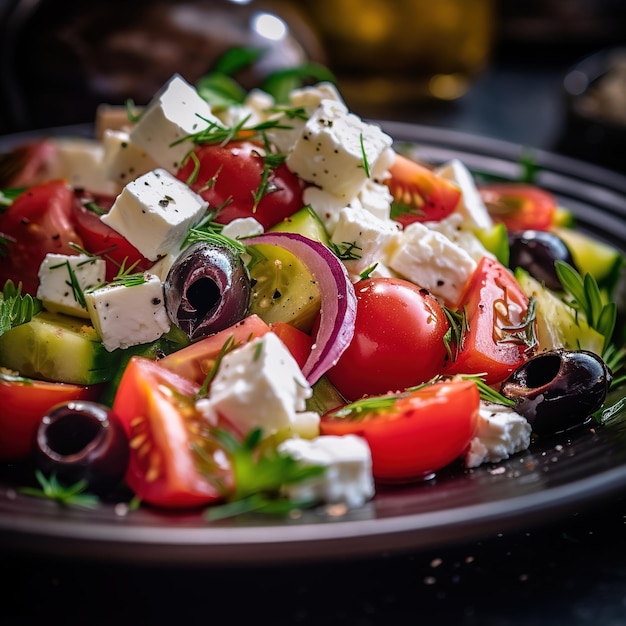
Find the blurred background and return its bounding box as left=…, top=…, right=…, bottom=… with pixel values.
left=0, top=0, right=625, bottom=172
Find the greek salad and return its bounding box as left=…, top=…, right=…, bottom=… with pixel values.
left=0, top=58, right=624, bottom=518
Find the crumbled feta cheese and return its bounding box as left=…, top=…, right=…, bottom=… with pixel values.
left=331, top=206, right=400, bottom=278
left=37, top=253, right=106, bottom=318
left=102, top=129, right=159, bottom=188
left=386, top=221, right=477, bottom=305
left=286, top=100, right=393, bottom=200
left=101, top=168, right=207, bottom=261
left=218, top=89, right=275, bottom=128
left=358, top=177, right=395, bottom=221
left=426, top=212, right=494, bottom=264
left=278, top=435, right=375, bottom=508
left=85, top=273, right=171, bottom=351
left=206, top=332, right=320, bottom=439
left=465, top=402, right=532, bottom=468
left=434, top=159, right=493, bottom=230
left=129, top=74, right=223, bottom=172
left=221, top=216, right=264, bottom=240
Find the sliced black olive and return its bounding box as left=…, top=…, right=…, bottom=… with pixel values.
left=500, top=349, right=613, bottom=436
left=34, top=401, right=129, bottom=494
left=508, top=230, right=577, bottom=291
left=164, top=241, right=251, bottom=341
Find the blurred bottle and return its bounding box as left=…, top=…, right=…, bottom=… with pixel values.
left=0, top=0, right=325, bottom=133
left=299, top=0, right=494, bottom=116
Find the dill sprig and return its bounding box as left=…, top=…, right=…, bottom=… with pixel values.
left=19, top=471, right=99, bottom=509
left=329, top=240, right=362, bottom=261
left=196, top=335, right=237, bottom=398
left=500, top=295, right=539, bottom=352
left=0, top=280, right=42, bottom=337
left=205, top=428, right=325, bottom=521
left=184, top=213, right=247, bottom=257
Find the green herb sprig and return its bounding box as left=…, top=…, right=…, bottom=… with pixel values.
left=0, top=280, right=42, bottom=337
left=205, top=428, right=325, bottom=520
left=19, top=471, right=99, bottom=509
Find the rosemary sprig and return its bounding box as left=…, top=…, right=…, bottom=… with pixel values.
left=19, top=471, right=99, bottom=509
left=0, top=280, right=42, bottom=337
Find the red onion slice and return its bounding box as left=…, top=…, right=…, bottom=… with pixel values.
left=247, top=232, right=357, bottom=384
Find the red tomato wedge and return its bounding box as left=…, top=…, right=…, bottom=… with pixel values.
left=0, top=374, right=100, bottom=461
left=113, top=356, right=231, bottom=508
left=478, top=183, right=557, bottom=231
left=269, top=322, right=314, bottom=371
left=386, top=154, right=461, bottom=226
left=321, top=380, right=480, bottom=482
left=0, top=179, right=83, bottom=295
left=176, top=141, right=304, bottom=229
left=445, top=257, right=532, bottom=384
left=159, top=314, right=272, bottom=386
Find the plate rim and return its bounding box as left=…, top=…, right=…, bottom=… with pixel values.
left=1, top=122, right=625, bottom=566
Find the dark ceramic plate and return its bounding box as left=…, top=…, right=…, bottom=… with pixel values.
left=1, top=122, right=625, bottom=566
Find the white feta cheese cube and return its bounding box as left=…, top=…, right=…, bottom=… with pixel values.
left=47, top=138, right=119, bottom=196
left=286, top=100, right=393, bottom=200
left=207, top=332, right=319, bottom=438
left=386, top=221, right=477, bottom=305
left=36, top=253, right=106, bottom=318
left=85, top=273, right=170, bottom=352
left=277, top=435, right=375, bottom=508
left=101, top=168, right=207, bottom=261
left=129, top=74, right=223, bottom=172
left=303, top=186, right=354, bottom=235
left=102, top=129, right=160, bottom=188
left=265, top=84, right=345, bottom=154
left=331, top=206, right=400, bottom=278
left=465, top=402, right=531, bottom=468
left=435, top=159, right=493, bottom=230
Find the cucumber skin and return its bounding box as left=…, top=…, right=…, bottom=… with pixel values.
left=0, top=312, right=122, bottom=385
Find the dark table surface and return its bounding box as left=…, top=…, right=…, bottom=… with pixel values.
left=2, top=38, right=626, bottom=626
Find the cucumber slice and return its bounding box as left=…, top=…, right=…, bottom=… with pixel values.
left=268, top=206, right=329, bottom=245
left=515, top=268, right=605, bottom=356
left=554, top=227, right=624, bottom=293
left=0, top=311, right=121, bottom=385
left=247, top=243, right=321, bottom=332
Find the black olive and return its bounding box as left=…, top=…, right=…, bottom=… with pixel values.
left=164, top=241, right=251, bottom=341
left=500, top=349, right=613, bottom=436
left=34, top=401, right=130, bottom=494
left=508, top=230, right=577, bottom=291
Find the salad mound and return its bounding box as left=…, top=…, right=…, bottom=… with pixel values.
left=0, top=57, right=623, bottom=518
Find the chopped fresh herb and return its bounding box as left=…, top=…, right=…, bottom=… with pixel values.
left=443, top=306, right=468, bottom=362
left=196, top=335, right=237, bottom=398
left=329, top=240, right=362, bottom=261
left=63, top=260, right=87, bottom=308
left=460, top=374, right=516, bottom=407
left=359, top=263, right=378, bottom=280
left=204, top=428, right=325, bottom=520
left=0, top=280, right=42, bottom=337
left=500, top=295, right=538, bottom=352
left=358, top=133, right=371, bottom=178
left=124, top=98, right=142, bottom=123
left=83, top=200, right=106, bottom=216
left=0, top=188, right=25, bottom=208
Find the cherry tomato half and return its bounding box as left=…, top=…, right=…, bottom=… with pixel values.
left=386, top=154, right=461, bottom=226
left=325, top=278, right=450, bottom=401
left=321, top=379, right=480, bottom=482
left=177, top=141, right=304, bottom=229
left=445, top=257, right=531, bottom=384
left=0, top=373, right=100, bottom=461
left=478, top=183, right=557, bottom=231
left=0, top=180, right=82, bottom=295
left=113, top=357, right=231, bottom=508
